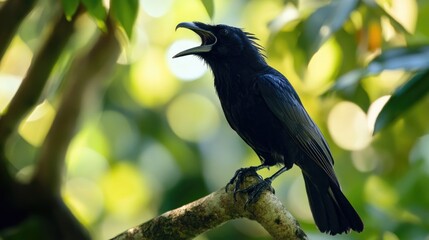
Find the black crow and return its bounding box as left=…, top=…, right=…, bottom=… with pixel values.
left=173, top=22, right=364, bottom=235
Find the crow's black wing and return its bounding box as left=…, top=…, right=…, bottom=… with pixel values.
left=257, top=73, right=339, bottom=185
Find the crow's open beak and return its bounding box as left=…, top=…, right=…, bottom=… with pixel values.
left=173, top=22, right=217, bottom=58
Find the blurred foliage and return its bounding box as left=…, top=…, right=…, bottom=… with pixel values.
left=1, top=0, right=429, bottom=239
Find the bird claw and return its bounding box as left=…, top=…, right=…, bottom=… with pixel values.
left=225, top=167, right=263, bottom=200
left=225, top=167, right=275, bottom=206
left=238, top=179, right=275, bottom=207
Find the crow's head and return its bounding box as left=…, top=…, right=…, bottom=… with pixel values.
left=173, top=22, right=265, bottom=64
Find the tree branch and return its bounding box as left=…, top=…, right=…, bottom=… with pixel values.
left=31, top=16, right=121, bottom=195
left=111, top=175, right=307, bottom=240
left=0, top=0, right=36, bottom=59
left=0, top=9, right=75, bottom=190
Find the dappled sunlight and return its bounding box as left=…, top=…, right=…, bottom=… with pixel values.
left=18, top=100, right=56, bottom=146
left=166, top=93, right=219, bottom=142
left=328, top=101, right=372, bottom=151
left=2, top=0, right=429, bottom=239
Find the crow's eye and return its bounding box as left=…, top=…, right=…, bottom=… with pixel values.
left=220, top=29, right=229, bottom=36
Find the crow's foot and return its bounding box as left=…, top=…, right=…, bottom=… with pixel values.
left=238, top=178, right=275, bottom=207
left=226, top=165, right=288, bottom=207
left=225, top=166, right=263, bottom=200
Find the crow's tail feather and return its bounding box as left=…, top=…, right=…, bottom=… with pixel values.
left=303, top=174, right=364, bottom=235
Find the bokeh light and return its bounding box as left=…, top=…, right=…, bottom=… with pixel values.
left=328, top=101, right=372, bottom=151
left=67, top=122, right=110, bottom=161
left=15, top=165, right=34, bottom=183
left=166, top=39, right=208, bottom=81
left=305, top=38, right=341, bottom=92
left=0, top=37, right=33, bottom=77
left=139, top=141, right=181, bottom=188
left=66, top=147, right=109, bottom=180
left=364, top=175, right=398, bottom=210
left=367, top=95, right=390, bottom=134
left=117, top=28, right=149, bottom=65
left=18, top=100, right=56, bottom=146
left=0, top=74, right=21, bottom=113
left=63, top=177, right=104, bottom=226
left=129, top=48, right=179, bottom=107
left=99, top=111, right=140, bottom=159
left=100, top=162, right=151, bottom=217
left=351, top=147, right=379, bottom=172
left=2, top=0, right=429, bottom=239
left=141, top=0, right=173, bottom=18
left=166, top=93, right=219, bottom=142
left=200, top=128, right=248, bottom=190
left=383, top=231, right=400, bottom=240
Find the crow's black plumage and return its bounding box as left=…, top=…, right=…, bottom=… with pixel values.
left=174, top=22, right=364, bottom=235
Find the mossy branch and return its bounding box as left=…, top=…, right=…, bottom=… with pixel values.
left=112, top=175, right=308, bottom=240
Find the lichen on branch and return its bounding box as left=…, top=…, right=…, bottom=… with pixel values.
left=112, top=175, right=307, bottom=240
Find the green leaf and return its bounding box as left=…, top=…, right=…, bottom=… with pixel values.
left=324, top=70, right=370, bottom=110
left=368, top=46, right=429, bottom=74
left=61, top=0, right=80, bottom=20
left=330, top=69, right=366, bottom=92
left=329, top=46, right=429, bottom=96
left=324, top=69, right=367, bottom=98
left=111, top=0, right=139, bottom=39
left=200, top=0, right=215, bottom=19
left=81, top=0, right=107, bottom=23
left=299, top=0, right=358, bottom=59
left=374, top=70, right=429, bottom=134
